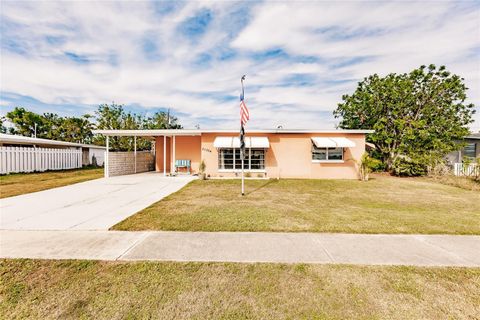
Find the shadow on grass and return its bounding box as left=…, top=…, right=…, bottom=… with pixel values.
left=245, top=179, right=278, bottom=196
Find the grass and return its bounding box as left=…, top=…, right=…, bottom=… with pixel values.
left=425, top=174, right=480, bottom=192
left=0, top=167, right=104, bottom=198
left=1, top=259, right=479, bottom=319
left=113, top=174, right=480, bottom=234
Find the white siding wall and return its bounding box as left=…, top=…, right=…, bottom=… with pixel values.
left=0, top=146, right=82, bottom=174
left=88, top=148, right=105, bottom=166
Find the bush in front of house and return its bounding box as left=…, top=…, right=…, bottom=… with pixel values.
left=393, top=157, right=428, bottom=177
left=198, top=160, right=207, bottom=180
left=358, top=152, right=382, bottom=181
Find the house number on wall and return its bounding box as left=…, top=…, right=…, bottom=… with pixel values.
left=202, top=148, right=212, bottom=153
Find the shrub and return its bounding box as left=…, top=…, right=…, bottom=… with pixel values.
left=199, top=160, right=206, bottom=173
left=368, top=150, right=387, bottom=172
left=358, top=153, right=382, bottom=181
left=393, top=157, right=427, bottom=176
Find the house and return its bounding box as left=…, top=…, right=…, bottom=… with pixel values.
left=0, top=134, right=105, bottom=174
left=446, top=133, right=480, bottom=164
left=93, top=129, right=373, bottom=179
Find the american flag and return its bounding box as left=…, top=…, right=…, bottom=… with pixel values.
left=240, top=91, right=249, bottom=126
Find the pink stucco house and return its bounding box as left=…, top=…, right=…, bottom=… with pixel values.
left=94, top=129, right=373, bottom=179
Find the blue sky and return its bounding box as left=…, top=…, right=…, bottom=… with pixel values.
left=1, top=1, right=479, bottom=130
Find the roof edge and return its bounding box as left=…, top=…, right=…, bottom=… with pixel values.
left=92, top=129, right=375, bottom=136
left=0, top=133, right=105, bottom=149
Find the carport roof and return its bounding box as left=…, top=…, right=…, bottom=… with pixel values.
left=0, top=133, right=105, bottom=149
left=93, top=129, right=374, bottom=137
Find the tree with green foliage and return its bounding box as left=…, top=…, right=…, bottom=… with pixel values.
left=42, top=112, right=94, bottom=143
left=4, top=104, right=182, bottom=150
left=93, top=103, right=181, bottom=151
left=5, top=107, right=94, bottom=143
left=0, top=117, right=8, bottom=133
left=143, top=111, right=182, bottom=130
left=5, top=107, right=47, bottom=137
left=334, top=64, right=475, bottom=176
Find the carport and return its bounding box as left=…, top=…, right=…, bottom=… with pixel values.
left=93, top=129, right=202, bottom=178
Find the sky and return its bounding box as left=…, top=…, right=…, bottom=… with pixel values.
left=1, top=0, right=479, bottom=130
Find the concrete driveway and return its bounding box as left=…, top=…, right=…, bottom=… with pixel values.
left=0, top=172, right=194, bottom=230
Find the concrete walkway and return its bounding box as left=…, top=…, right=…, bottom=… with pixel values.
left=0, top=173, right=194, bottom=230
left=1, top=230, right=479, bottom=266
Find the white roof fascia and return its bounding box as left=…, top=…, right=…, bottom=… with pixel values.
left=0, top=134, right=105, bottom=149
left=93, top=129, right=374, bottom=136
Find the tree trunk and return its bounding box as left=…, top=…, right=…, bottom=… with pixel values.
left=385, top=152, right=398, bottom=172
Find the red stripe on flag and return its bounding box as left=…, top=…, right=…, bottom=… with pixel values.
left=240, top=100, right=249, bottom=125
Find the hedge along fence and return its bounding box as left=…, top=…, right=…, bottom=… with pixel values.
left=0, top=146, right=82, bottom=174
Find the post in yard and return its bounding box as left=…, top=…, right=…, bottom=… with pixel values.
left=241, top=130, right=245, bottom=196
left=134, top=135, right=137, bottom=174
left=105, top=136, right=109, bottom=178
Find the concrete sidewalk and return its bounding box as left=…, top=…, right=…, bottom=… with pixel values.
left=1, top=230, right=479, bottom=266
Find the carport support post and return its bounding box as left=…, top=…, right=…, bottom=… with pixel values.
left=134, top=136, right=137, bottom=174
left=163, top=135, right=166, bottom=176
left=105, top=136, right=109, bottom=178
left=172, top=135, right=176, bottom=175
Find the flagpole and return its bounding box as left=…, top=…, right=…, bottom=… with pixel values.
left=241, top=75, right=246, bottom=196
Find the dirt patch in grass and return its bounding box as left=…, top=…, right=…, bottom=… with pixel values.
left=113, top=174, right=480, bottom=234
left=1, top=259, right=479, bottom=319
left=0, top=167, right=103, bottom=198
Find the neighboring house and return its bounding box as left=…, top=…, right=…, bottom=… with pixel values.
left=446, top=133, right=480, bottom=164
left=0, top=134, right=105, bottom=174
left=94, top=129, right=373, bottom=179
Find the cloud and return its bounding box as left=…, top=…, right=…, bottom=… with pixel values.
left=1, top=1, right=479, bottom=131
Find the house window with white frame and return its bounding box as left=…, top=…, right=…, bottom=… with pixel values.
left=464, top=143, right=477, bottom=159
left=218, top=148, right=265, bottom=170
left=312, top=144, right=344, bottom=161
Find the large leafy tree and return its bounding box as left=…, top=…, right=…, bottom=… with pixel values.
left=143, top=111, right=181, bottom=130
left=42, top=113, right=94, bottom=143
left=334, top=65, right=475, bottom=174
left=4, top=104, right=182, bottom=150
left=93, top=103, right=181, bottom=151
left=5, top=107, right=47, bottom=137
left=1, top=117, right=9, bottom=133
left=6, top=107, right=94, bottom=143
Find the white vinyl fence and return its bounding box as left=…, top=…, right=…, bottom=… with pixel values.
left=453, top=162, right=479, bottom=177
left=0, top=146, right=82, bottom=174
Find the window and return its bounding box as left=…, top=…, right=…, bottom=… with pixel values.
left=218, top=148, right=234, bottom=169
left=312, top=145, right=344, bottom=161
left=218, top=148, right=265, bottom=170
left=464, top=143, right=476, bottom=159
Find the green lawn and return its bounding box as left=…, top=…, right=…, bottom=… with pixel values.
left=1, top=259, right=479, bottom=319
left=0, top=167, right=104, bottom=198
left=113, top=174, right=480, bottom=234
